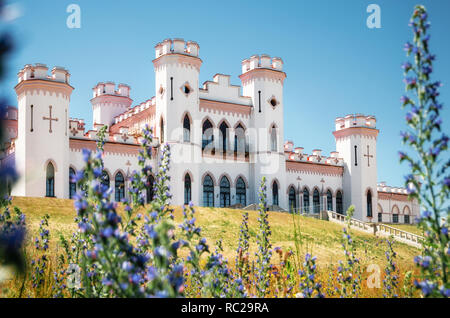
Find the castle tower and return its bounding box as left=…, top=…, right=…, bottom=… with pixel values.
left=239, top=55, right=287, bottom=208
left=333, top=114, right=379, bottom=221
left=152, top=38, right=202, bottom=205
left=13, top=64, right=74, bottom=198
left=91, top=82, right=132, bottom=127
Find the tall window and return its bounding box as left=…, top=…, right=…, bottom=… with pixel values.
left=270, top=125, right=277, bottom=152
left=219, top=122, right=229, bottom=154
left=393, top=214, right=399, bottom=223
left=115, top=172, right=125, bottom=202
left=46, top=162, right=55, bottom=197
left=101, top=171, right=110, bottom=189
left=236, top=177, right=246, bottom=206
left=272, top=182, right=279, bottom=206
left=183, top=115, right=191, bottom=142
left=160, top=117, right=164, bottom=144
left=202, top=120, right=214, bottom=152
left=69, top=168, right=76, bottom=199
left=303, top=188, right=310, bottom=213
left=184, top=174, right=191, bottom=205
left=378, top=213, right=382, bottom=223
left=404, top=215, right=410, bottom=224
left=147, top=175, right=155, bottom=204
left=288, top=186, right=296, bottom=213
left=234, top=124, right=245, bottom=156
left=367, top=190, right=373, bottom=217
left=336, top=191, right=343, bottom=214
left=326, top=190, right=333, bottom=211
left=313, top=189, right=320, bottom=213
left=203, top=175, right=214, bottom=207
left=219, top=176, right=231, bottom=208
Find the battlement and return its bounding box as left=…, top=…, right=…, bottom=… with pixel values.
left=113, top=97, right=156, bottom=125
left=92, top=82, right=130, bottom=98
left=241, top=54, right=283, bottom=74
left=154, top=38, right=200, bottom=59
left=17, top=64, right=70, bottom=84
left=284, top=141, right=343, bottom=166
left=377, top=182, right=408, bottom=195
left=335, top=114, right=376, bottom=131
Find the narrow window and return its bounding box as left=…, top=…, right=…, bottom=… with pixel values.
left=203, top=175, right=214, bottom=207
left=270, top=125, right=277, bottom=152
left=303, top=188, right=309, bottom=213
left=354, top=145, right=358, bottom=166
left=236, top=177, right=246, bottom=206
left=258, top=90, right=261, bottom=113
left=272, top=182, right=279, bottom=206
left=30, top=105, right=34, bottom=132
left=184, top=174, right=191, bottom=205
left=219, top=176, right=230, bottom=208
left=69, top=168, right=76, bottom=199
left=288, top=186, right=296, bottom=213
left=170, top=77, right=173, bottom=100
left=147, top=175, right=155, bottom=204
left=46, top=162, right=55, bottom=197
left=313, top=189, right=320, bottom=213
left=183, top=115, right=191, bottom=142
left=219, top=122, right=229, bottom=155
left=327, top=190, right=333, bottom=211
left=115, top=172, right=125, bottom=202
left=378, top=213, right=382, bottom=223
left=336, top=191, right=343, bottom=214
left=367, top=190, right=373, bottom=217
left=202, top=120, right=214, bottom=152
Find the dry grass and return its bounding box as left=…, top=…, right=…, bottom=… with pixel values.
left=1, top=196, right=423, bottom=297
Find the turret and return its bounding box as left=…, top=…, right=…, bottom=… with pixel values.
left=333, top=114, right=379, bottom=221
left=13, top=63, right=74, bottom=198
left=91, top=82, right=132, bottom=127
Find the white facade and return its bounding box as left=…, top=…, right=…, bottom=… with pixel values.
left=0, top=38, right=419, bottom=224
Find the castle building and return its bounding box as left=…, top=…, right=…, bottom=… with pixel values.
left=1, top=38, right=419, bottom=224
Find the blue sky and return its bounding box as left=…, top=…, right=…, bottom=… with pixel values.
left=1, top=0, right=449, bottom=188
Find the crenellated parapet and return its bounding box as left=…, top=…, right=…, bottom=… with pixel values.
left=284, top=141, right=344, bottom=167
left=333, top=114, right=378, bottom=140
left=153, top=38, right=202, bottom=71
left=239, top=54, right=286, bottom=85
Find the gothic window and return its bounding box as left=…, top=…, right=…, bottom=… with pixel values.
left=393, top=214, right=399, bottom=223
left=272, top=181, right=279, bottom=206
left=336, top=191, right=343, bottom=214
left=203, top=175, right=214, bottom=207
left=378, top=213, right=382, bottom=223
left=313, top=188, right=320, bottom=213
left=288, top=186, right=296, bottom=213
left=219, top=122, right=229, bottom=154
left=219, top=176, right=230, bottom=208
left=183, top=115, right=191, bottom=142
left=234, top=124, right=245, bottom=156
left=327, top=190, right=333, bottom=211
left=404, top=215, right=410, bottom=224
left=202, top=120, right=214, bottom=152
left=303, top=188, right=310, bottom=213
left=69, top=168, right=76, bottom=199
left=270, top=125, right=277, bottom=152
left=115, top=172, right=125, bottom=202
left=147, top=175, right=155, bottom=204
left=367, top=190, right=373, bottom=217
left=184, top=174, right=191, bottom=205
left=236, top=177, right=246, bottom=206
left=46, top=162, right=55, bottom=197
left=101, top=171, right=110, bottom=189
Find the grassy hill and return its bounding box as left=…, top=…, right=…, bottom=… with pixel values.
left=11, top=196, right=420, bottom=269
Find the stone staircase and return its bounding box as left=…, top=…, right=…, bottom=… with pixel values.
left=326, top=211, right=423, bottom=248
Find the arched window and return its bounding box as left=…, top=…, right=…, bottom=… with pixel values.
left=288, top=186, right=296, bottom=213
left=367, top=190, right=373, bottom=217
left=184, top=174, right=191, bottom=205
left=377, top=204, right=383, bottom=222
left=101, top=171, right=110, bottom=189
left=270, top=125, right=277, bottom=152
left=336, top=191, right=343, bottom=214
left=272, top=181, right=279, bottom=206
left=234, top=124, right=245, bottom=156
left=69, top=168, right=76, bottom=199
left=183, top=115, right=191, bottom=142
left=236, top=177, right=246, bottom=206
left=46, top=162, right=55, bottom=197
left=392, top=205, right=399, bottom=223
left=327, top=190, right=333, bottom=211
left=313, top=188, right=320, bottom=213
left=160, top=117, right=164, bottom=144
left=203, top=175, right=214, bottom=207
left=219, top=176, right=231, bottom=207
left=303, top=188, right=310, bottom=213
left=219, top=122, right=229, bottom=154
left=202, top=120, right=214, bottom=152
left=146, top=175, right=155, bottom=204
left=115, top=172, right=125, bottom=202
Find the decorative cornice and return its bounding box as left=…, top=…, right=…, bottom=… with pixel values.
left=239, top=68, right=286, bottom=85
left=378, top=191, right=413, bottom=202
left=199, top=99, right=252, bottom=117
left=69, top=138, right=141, bottom=156
left=152, top=53, right=202, bottom=72
left=14, top=79, right=74, bottom=99
left=333, top=127, right=379, bottom=140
